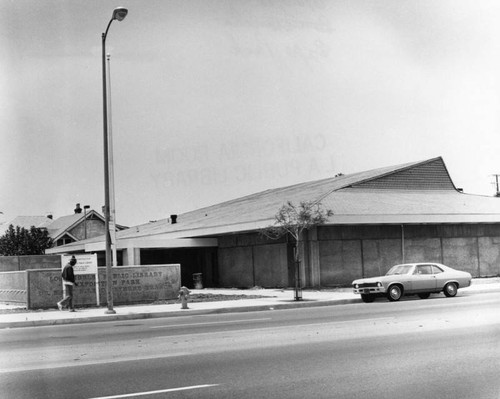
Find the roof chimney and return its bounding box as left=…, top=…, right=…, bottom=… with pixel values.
left=170, top=214, right=178, bottom=224
left=74, top=203, right=82, bottom=214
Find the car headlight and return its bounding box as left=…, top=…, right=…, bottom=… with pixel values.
left=377, top=282, right=383, bottom=287
left=354, top=284, right=359, bottom=289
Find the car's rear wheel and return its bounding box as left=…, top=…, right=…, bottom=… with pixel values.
left=387, top=285, right=403, bottom=301
left=361, top=294, right=375, bottom=303
left=418, top=293, right=431, bottom=299
left=443, top=282, right=458, bottom=297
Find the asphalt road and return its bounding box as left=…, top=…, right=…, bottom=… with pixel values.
left=1, top=292, right=499, bottom=399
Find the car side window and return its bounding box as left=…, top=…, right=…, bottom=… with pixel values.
left=432, top=265, right=443, bottom=274
left=416, top=265, right=433, bottom=275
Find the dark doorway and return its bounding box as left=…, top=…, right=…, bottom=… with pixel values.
left=140, top=247, right=218, bottom=288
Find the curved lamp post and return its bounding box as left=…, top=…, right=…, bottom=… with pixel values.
left=102, top=7, right=127, bottom=314
left=83, top=205, right=90, bottom=239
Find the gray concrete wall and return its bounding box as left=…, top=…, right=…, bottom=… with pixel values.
left=362, top=239, right=402, bottom=277
left=218, top=247, right=254, bottom=287
left=218, top=234, right=289, bottom=288
left=403, top=238, right=442, bottom=264
left=478, top=237, right=500, bottom=276
left=0, top=257, right=18, bottom=272
left=1, top=264, right=181, bottom=309
left=319, top=240, right=362, bottom=287
left=253, top=243, right=289, bottom=288
left=317, top=224, right=500, bottom=287
left=19, top=255, right=61, bottom=270
left=442, top=237, right=478, bottom=276
left=0, top=271, right=27, bottom=303
left=210, top=223, right=500, bottom=289
left=0, top=255, right=61, bottom=272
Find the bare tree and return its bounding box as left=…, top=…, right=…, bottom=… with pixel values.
left=263, top=201, right=333, bottom=300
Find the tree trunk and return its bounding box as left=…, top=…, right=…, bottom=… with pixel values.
left=293, top=237, right=302, bottom=301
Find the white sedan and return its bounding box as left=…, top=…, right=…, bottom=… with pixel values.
left=352, top=263, right=472, bottom=303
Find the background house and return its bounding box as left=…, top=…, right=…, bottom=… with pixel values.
left=1, top=203, right=127, bottom=248
left=47, top=157, right=500, bottom=288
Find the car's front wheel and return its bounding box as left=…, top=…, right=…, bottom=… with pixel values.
left=361, top=294, right=375, bottom=303
left=387, top=285, right=403, bottom=301
left=443, top=282, right=458, bottom=297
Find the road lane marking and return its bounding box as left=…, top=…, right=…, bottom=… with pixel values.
left=0, top=352, right=193, bottom=374
left=330, top=317, right=395, bottom=324
left=149, top=318, right=271, bottom=329
left=263, top=317, right=396, bottom=330
left=148, top=317, right=396, bottom=337
left=146, top=317, right=397, bottom=340
left=88, top=384, right=219, bottom=399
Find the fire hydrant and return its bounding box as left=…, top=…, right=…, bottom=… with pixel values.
left=178, top=286, right=190, bottom=309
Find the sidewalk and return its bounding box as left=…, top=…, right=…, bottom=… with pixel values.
left=0, top=278, right=498, bottom=329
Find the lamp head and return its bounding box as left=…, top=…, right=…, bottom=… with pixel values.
left=112, top=7, right=128, bottom=21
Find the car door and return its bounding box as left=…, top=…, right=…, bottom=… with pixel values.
left=411, top=264, right=438, bottom=292
left=431, top=264, right=446, bottom=288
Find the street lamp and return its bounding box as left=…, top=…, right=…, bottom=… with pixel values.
left=102, top=7, right=127, bottom=314
left=83, top=205, right=90, bottom=239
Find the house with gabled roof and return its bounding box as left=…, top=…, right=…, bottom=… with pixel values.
left=47, top=157, right=500, bottom=288
left=2, top=204, right=127, bottom=249
left=46, top=208, right=106, bottom=247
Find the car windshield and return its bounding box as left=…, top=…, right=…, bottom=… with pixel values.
left=386, top=265, right=413, bottom=276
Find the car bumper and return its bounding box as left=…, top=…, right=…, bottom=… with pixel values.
left=353, top=287, right=386, bottom=295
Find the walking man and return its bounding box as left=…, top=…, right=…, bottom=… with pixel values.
left=57, top=256, right=78, bottom=312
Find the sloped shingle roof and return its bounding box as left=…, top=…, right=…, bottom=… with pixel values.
left=52, top=156, right=500, bottom=252
left=114, top=157, right=500, bottom=241
left=46, top=213, right=86, bottom=240
left=1, top=216, right=53, bottom=231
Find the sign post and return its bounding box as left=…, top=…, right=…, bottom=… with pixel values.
left=61, top=254, right=99, bottom=306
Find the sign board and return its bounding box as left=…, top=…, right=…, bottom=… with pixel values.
left=61, top=254, right=100, bottom=306
left=61, top=254, right=97, bottom=275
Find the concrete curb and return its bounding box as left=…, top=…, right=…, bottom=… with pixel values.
left=0, top=284, right=497, bottom=329
left=0, top=298, right=361, bottom=329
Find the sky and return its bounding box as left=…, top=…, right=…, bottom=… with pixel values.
left=1, top=0, right=500, bottom=227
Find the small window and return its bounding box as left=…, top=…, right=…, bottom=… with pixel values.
left=56, top=237, right=74, bottom=246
